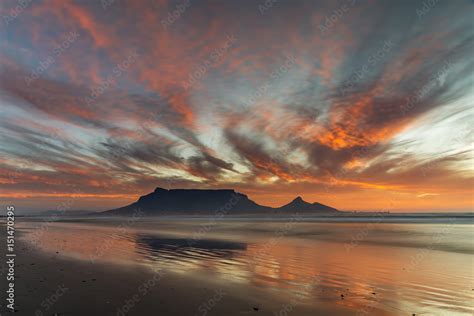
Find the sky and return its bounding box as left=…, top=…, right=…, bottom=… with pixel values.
left=0, top=0, right=473, bottom=213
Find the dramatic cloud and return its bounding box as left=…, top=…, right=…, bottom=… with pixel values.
left=0, top=0, right=473, bottom=212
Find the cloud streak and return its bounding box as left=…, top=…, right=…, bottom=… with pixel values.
left=0, top=0, right=473, bottom=212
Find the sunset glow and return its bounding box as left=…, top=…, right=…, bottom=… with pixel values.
left=1, top=0, right=473, bottom=212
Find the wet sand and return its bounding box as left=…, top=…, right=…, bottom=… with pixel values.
left=2, top=217, right=474, bottom=315
left=0, top=222, right=353, bottom=316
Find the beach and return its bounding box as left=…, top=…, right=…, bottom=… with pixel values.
left=1, top=216, right=473, bottom=315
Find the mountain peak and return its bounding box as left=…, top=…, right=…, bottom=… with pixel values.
left=154, top=187, right=169, bottom=193
left=105, top=187, right=339, bottom=215
left=280, top=195, right=338, bottom=213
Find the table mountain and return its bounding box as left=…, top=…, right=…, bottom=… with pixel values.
left=103, top=187, right=339, bottom=215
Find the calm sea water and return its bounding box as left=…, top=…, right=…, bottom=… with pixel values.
left=19, top=216, right=474, bottom=315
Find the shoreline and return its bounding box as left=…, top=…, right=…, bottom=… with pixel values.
left=0, top=224, right=353, bottom=315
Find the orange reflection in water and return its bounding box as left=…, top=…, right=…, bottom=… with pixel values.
left=239, top=235, right=473, bottom=315
left=20, top=220, right=474, bottom=316
left=22, top=223, right=139, bottom=264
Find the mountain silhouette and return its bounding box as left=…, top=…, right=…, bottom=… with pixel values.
left=104, top=187, right=339, bottom=215
left=279, top=196, right=337, bottom=212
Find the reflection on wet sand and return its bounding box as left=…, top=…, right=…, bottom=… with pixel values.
left=136, top=236, right=247, bottom=275
left=20, top=220, right=474, bottom=316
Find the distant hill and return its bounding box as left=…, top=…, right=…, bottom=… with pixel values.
left=103, top=187, right=339, bottom=216
left=279, top=196, right=338, bottom=212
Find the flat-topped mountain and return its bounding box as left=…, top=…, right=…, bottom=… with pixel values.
left=104, top=187, right=339, bottom=215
